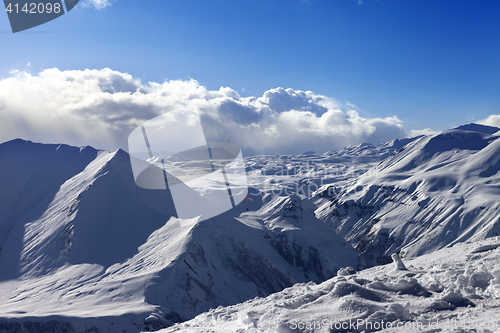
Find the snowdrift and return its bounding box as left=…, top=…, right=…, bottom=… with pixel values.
left=157, top=237, right=500, bottom=333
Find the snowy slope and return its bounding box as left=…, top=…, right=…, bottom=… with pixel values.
left=142, top=195, right=357, bottom=324
left=2, top=123, right=500, bottom=332
left=0, top=139, right=101, bottom=280
left=0, top=139, right=356, bottom=332
left=156, top=237, right=500, bottom=333
left=315, top=127, right=500, bottom=268
left=454, top=123, right=500, bottom=135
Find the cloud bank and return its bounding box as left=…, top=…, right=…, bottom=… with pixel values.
left=406, top=128, right=437, bottom=138
left=478, top=115, right=500, bottom=130
left=0, top=68, right=408, bottom=155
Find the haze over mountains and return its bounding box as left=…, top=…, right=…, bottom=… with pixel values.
left=0, top=123, right=499, bottom=332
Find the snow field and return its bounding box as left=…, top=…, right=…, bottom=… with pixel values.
left=157, top=238, right=500, bottom=333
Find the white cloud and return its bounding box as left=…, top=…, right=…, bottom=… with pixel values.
left=83, top=0, right=112, bottom=10
left=0, top=68, right=409, bottom=155
left=406, top=128, right=437, bottom=138
left=477, top=114, right=500, bottom=129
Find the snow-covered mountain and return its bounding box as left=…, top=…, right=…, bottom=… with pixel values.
left=243, top=137, right=420, bottom=207
left=315, top=124, right=500, bottom=268
left=0, top=139, right=356, bottom=332
left=1, top=122, right=500, bottom=332
left=157, top=237, right=500, bottom=333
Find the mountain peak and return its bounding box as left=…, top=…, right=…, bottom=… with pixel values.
left=454, top=123, right=500, bottom=135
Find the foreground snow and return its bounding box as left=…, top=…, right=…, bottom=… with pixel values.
left=157, top=237, right=500, bottom=333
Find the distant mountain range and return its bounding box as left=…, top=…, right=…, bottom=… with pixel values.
left=0, top=123, right=499, bottom=332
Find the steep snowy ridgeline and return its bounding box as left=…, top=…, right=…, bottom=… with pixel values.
left=0, top=139, right=357, bottom=332
left=0, top=140, right=183, bottom=319
left=237, top=194, right=357, bottom=283
left=154, top=237, right=500, bottom=333
left=141, top=194, right=358, bottom=325
left=316, top=129, right=500, bottom=268
left=20, top=148, right=177, bottom=274
left=0, top=139, right=99, bottom=280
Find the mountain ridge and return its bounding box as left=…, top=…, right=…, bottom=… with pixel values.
left=0, top=138, right=357, bottom=331
left=315, top=128, right=500, bottom=268
left=1, top=122, right=500, bottom=331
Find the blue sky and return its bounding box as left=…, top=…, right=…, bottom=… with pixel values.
left=0, top=0, right=499, bottom=153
